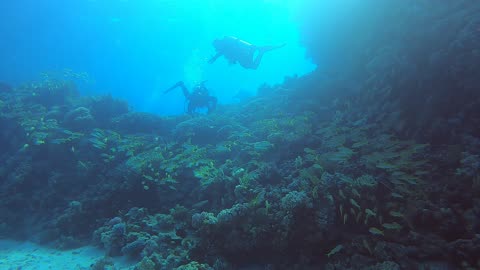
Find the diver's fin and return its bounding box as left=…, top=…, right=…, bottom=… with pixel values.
left=259, top=43, right=286, bottom=53
left=164, top=82, right=180, bottom=94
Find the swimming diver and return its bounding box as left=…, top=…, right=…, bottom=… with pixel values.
left=164, top=81, right=217, bottom=115
left=208, top=36, right=286, bottom=70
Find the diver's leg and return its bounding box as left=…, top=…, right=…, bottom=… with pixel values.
left=250, top=44, right=286, bottom=69
left=207, top=96, right=218, bottom=113
left=250, top=52, right=264, bottom=69
left=250, top=48, right=269, bottom=69
left=187, top=102, right=195, bottom=115
left=238, top=47, right=257, bottom=69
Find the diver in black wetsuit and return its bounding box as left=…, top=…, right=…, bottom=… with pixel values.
left=164, top=81, right=217, bottom=115
left=208, top=36, right=286, bottom=70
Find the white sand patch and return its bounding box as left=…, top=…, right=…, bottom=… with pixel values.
left=0, top=240, right=135, bottom=270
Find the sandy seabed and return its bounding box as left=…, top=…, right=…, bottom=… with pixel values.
left=0, top=240, right=135, bottom=270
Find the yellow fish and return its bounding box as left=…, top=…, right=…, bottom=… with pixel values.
left=369, top=227, right=384, bottom=236
left=350, top=198, right=361, bottom=209
left=389, top=211, right=404, bottom=218
left=326, top=244, right=343, bottom=257
left=382, top=222, right=402, bottom=230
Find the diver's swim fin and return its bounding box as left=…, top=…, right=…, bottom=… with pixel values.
left=164, top=84, right=178, bottom=94
left=260, top=43, right=286, bottom=53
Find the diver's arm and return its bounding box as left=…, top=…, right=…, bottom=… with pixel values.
left=208, top=52, right=222, bottom=64
left=177, top=81, right=189, bottom=98
left=164, top=81, right=189, bottom=98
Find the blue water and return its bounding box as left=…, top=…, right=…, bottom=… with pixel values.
left=0, top=0, right=315, bottom=115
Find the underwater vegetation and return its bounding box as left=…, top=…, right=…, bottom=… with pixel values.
left=1, top=0, right=480, bottom=269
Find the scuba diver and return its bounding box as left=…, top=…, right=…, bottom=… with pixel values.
left=208, top=36, right=286, bottom=70
left=164, top=81, right=217, bottom=115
